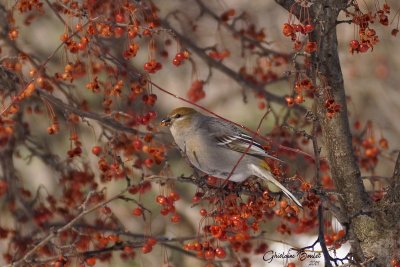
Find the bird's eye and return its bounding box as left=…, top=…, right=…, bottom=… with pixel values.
left=175, top=114, right=181, bottom=119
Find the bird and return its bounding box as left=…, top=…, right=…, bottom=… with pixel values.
left=160, top=107, right=302, bottom=207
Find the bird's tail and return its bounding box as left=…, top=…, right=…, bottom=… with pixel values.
left=249, top=163, right=302, bottom=207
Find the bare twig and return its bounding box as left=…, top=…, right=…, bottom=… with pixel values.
left=195, top=0, right=290, bottom=57
left=159, top=19, right=307, bottom=114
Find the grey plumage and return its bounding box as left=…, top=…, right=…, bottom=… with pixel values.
left=165, top=108, right=302, bottom=207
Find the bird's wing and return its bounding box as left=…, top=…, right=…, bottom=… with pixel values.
left=202, top=117, right=283, bottom=162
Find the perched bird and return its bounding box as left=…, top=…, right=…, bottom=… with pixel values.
left=161, top=107, right=302, bottom=207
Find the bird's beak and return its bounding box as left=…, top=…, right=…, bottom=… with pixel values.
left=160, top=117, right=171, bottom=126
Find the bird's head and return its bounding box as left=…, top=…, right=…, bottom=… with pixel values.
left=160, top=107, right=198, bottom=127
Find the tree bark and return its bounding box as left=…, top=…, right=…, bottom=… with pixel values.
left=275, top=0, right=398, bottom=266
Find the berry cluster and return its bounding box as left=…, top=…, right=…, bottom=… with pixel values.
left=352, top=121, right=389, bottom=172
left=208, top=49, right=231, bottom=61
left=55, top=61, right=87, bottom=82
left=86, top=77, right=101, bottom=93
left=220, top=9, right=236, bottom=22
left=144, top=60, right=162, bottom=74
left=123, top=43, right=140, bottom=59
left=142, top=93, right=157, bottom=106
left=187, top=80, right=205, bottom=102
left=183, top=241, right=227, bottom=260
left=282, top=22, right=316, bottom=53
left=390, top=258, right=400, bottom=267
left=97, top=158, right=126, bottom=182
left=324, top=229, right=346, bottom=249
left=180, top=180, right=320, bottom=264
left=348, top=28, right=378, bottom=54
left=128, top=181, right=152, bottom=196
left=141, top=237, right=158, bottom=254
left=172, top=51, right=190, bottom=66
left=238, top=56, right=284, bottom=89
left=346, top=2, right=392, bottom=54
left=155, top=192, right=181, bottom=223
left=239, top=23, right=266, bottom=43
left=285, top=78, right=314, bottom=107
left=60, top=33, right=89, bottom=54
left=137, top=111, right=158, bottom=125
left=47, top=116, right=60, bottom=135
left=324, top=98, right=341, bottom=119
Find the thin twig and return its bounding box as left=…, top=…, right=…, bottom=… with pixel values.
left=5, top=188, right=129, bottom=267
left=37, top=89, right=147, bottom=136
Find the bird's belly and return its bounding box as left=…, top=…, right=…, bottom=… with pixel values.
left=185, top=138, right=251, bottom=182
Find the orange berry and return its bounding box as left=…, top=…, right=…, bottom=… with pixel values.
left=85, top=257, right=96, bottom=266
left=91, top=146, right=102, bottom=156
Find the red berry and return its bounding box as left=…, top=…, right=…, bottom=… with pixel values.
left=215, top=247, right=226, bottom=258
left=293, top=24, right=304, bottom=33
left=359, top=43, right=369, bottom=53
left=160, top=208, right=169, bottom=216
left=258, top=102, right=266, bottom=109
left=101, top=206, right=112, bottom=214
left=147, top=238, right=157, bottom=246
left=304, top=24, right=314, bottom=33
left=141, top=244, right=152, bottom=254
left=204, top=249, right=215, bottom=260
left=115, top=13, right=125, bottom=23
left=133, top=139, right=143, bottom=150
left=379, top=138, right=389, bottom=149
left=172, top=58, right=181, bottom=66
left=91, top=146, right=102, bottom=156
left=285, top=96, right=294, bottom=106
left=144, top=158, right=154, bottom=167
left=206, top=176, right=217, bottom=185
left=349, top=39, right=360, bottom=49
left=156, top=195, right=167, bottom=205
left=148, top=94, right=157, bottom=105
left=294, top=95, right=304, bottom=104
left=169, top=191, right=180, bottom=201
left=192, top=196, right=201, bottom=203
left=279, top=200, right=288, bottom=209
left=282, top=23, right=294, bottom=37
left=200, top=209, right=208, bottom=216
left=170, top=213, right=181, bottom=223
left=132, top=207, right=143, bottom=216
left=147, top=111, right=156, bottom=119
left=390, top=258, right=398, bottom=267
left=304, top=41, right=317, bottom=53
left=85, top=257, right=96, bottom=266
left=293, top=40, right=302, bottom=51
left=175, top=52, right=185, bottom=61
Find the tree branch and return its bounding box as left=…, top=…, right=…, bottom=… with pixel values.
left=386, top=152, right=400, bottom=203
left=36, top=89, right=146, bottom=136
left=195, top=0, right=290, bottom=57
left=6, top=188, right=128, bottom=267
left=159, top=19, right=307, bottom=114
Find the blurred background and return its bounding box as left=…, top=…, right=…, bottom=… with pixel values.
left=1, top=0, right=399, bottom=266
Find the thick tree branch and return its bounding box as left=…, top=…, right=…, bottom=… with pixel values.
left=386, top=152, right=400, bottom=203
left=275, top=0, right=372, bottom=264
